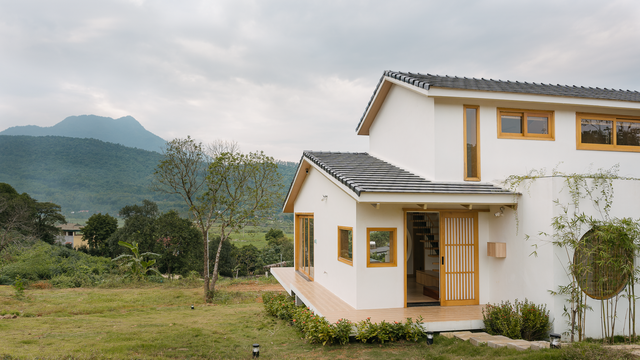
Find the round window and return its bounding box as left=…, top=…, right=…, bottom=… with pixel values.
left=573, top=228, right=631, bottom=300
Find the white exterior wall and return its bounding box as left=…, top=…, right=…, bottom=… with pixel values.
left=367, top=86, right=640, bottom=182
left=368, top=85, right=435, bottom=180
left=478, top=177, right=640, bottom=338
left=355, top=203, right=406, bottom=309
left=293, top=166, right=358, bottom=307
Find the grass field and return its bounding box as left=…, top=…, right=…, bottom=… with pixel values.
left=0, top=278, right=627, bottom=359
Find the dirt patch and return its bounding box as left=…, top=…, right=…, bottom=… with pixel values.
left=225, top=283, right=285, bottom=292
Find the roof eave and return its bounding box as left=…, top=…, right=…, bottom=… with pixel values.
left=356, top=74, right=434, bottom=135
left=282, top=156, right=309, bottom=213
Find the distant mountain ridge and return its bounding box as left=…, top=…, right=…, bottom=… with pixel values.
left=0, top=115, right=166, bottom=153
left=0, top=135, right=298, bottom=218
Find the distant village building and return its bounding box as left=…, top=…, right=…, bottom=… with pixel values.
left=56, top=223, right=85, bottom=248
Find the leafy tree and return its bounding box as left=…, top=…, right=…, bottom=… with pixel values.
left=262, top=228, right=293, bottom=265
left=82, top=213, right=118, bottom=256
left=206, top=150, right=283, bottom=293
left=154, top=210, right=202, bottom=276
left=152, top=137, right=216, bottom=300
left=0, top=184, right=36, bottom=253
left=0, top=183, right=65, bottom=250
left=208, top=235, right=238, bottom=277
left=108, top=200, right=159, bottom=256
left=236, top=244, right=263, bottom=277
left=33, top=202, right=66, bottom=245
left=265, top=228, right=286, bottom=246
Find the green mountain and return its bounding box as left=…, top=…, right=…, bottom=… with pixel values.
left=0, top=136, right=298, bottom=219
left=0, top=115, right=166, bottom=153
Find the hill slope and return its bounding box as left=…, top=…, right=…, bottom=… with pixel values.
left=0, top=136, right=298, bottom=218
left=0, top=135, right=182, bottom=215
left=0, top=115, right=166, bottom=153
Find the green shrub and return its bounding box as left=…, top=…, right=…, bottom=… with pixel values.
left=0, top=242, right=113, bottom=287
left=12, top=276, right=26, bottom=298
left=483, top=300, right=522, bottom=339
left=483, top=299, right=551, bottom=341
left=262, top=291, right=425, bottom=345
left=517, top=299, right=551, bottom=341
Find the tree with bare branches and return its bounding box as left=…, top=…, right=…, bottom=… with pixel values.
left=206, top=150, right=283, bottom=292
left=153, top=137, right=282, bottom=301
left=152, top=137, right=218, bottom=300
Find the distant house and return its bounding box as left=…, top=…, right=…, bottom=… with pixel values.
left=272, top=70, right=640, bottom=336
left=56, top=223, right=85, bottom=248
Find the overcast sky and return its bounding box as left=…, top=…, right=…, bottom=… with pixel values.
left=1, top=0, right=640, bottom=161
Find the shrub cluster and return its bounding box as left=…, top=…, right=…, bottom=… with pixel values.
left=482, top=299, right=551, bottom=341
left=355, top=317, right=425, bottom=343
left=262, top=292, right=426, bottom=345
left=0, top=242, right=113, bottom=287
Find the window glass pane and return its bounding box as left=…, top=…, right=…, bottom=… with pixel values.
left=309, top=219, right=314, bottom=278
left=527, top=116, right=549, bottom=134
left=465, top=107, right=478, bottom=178
left=339, top=228, right=352, bottom=262
left=581, top=119, right=612, bottom=144
left=501, top=115, right=522, bottom=134
left=369, top=230, right=392, bottom=263
left=616, top=121, right=640, bottom=146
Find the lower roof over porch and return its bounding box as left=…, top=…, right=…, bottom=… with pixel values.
left=270, top=267, right=485, bottom=332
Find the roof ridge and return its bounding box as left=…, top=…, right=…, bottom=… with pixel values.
left=356, top=70, right=640, bottom=133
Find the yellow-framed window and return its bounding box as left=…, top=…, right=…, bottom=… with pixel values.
left=577, top=113, right=640, bottom=152
left=498, top=108, right=554, bottom=140
left=366, top=228, right=396, bottom=267
left=338, top=226, right=353, bottom=265
left=464, top=105, right=480, bottom=181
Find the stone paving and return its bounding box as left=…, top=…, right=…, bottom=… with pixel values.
left=440, top=331, right=551, bottom=351
left=442, top=331, right=640, bottom=356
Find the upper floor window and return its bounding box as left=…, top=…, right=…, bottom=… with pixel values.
left=498, top=108, right=554, bottom=140
left=464, top=105, right=480, bottom=181
left=577, top=113, right=640, bottom=152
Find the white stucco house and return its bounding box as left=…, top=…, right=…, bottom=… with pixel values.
left=273, top=70, right=640, bottom=337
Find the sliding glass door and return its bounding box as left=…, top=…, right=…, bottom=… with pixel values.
left=296, top=214, right=314, bottom=280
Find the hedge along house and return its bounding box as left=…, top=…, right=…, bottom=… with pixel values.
left=271, top=71, right=640, bottom=336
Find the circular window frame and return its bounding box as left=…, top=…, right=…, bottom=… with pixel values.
left=573, top=228, right=630, bottom=300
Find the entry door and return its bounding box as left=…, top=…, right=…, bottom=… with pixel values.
left=296, top=214, right=314, bottom=280
left=439, top=212, right=479, bottom=306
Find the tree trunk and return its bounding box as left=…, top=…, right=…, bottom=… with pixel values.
left=210, top=233, right=226, bottom=293
left=201, top=225, right=211, bottom=302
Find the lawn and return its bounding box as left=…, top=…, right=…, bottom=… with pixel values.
left=0, top=278, right=614, bottom=359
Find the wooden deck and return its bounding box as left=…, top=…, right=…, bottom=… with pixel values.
left=271, top=267, right=485, bottom=332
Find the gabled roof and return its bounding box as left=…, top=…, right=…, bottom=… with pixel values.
left=356, top=70, right=640, bottom=134
left=282, top=151, right=514, bottom=212
left=304, top=152, right=512, bottom=196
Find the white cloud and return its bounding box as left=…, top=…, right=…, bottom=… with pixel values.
left=1, top=0, right=640, bottom=161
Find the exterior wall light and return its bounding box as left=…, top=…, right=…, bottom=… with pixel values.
left=549, top=333, right=561, bottom=349
left=252, top=343, right=260, bottom=358
left=494, top=206, right=505, bottom=217
left=426, top=331, right=434, bottom=345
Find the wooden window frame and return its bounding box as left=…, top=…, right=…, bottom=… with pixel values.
left=366, top=227, right=397, bottom=268
left=464, top=105, right=481, bottom=181
left=497, top=108, right=555, bottom=140
left=576, top=112, right=640, bottom=152
left=337, top=226, right=353, bottom=266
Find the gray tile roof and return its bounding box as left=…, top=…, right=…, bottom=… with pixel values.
left=357, top=70, right=640, bottom=132
left=303, top=151, right=514, bottom=196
